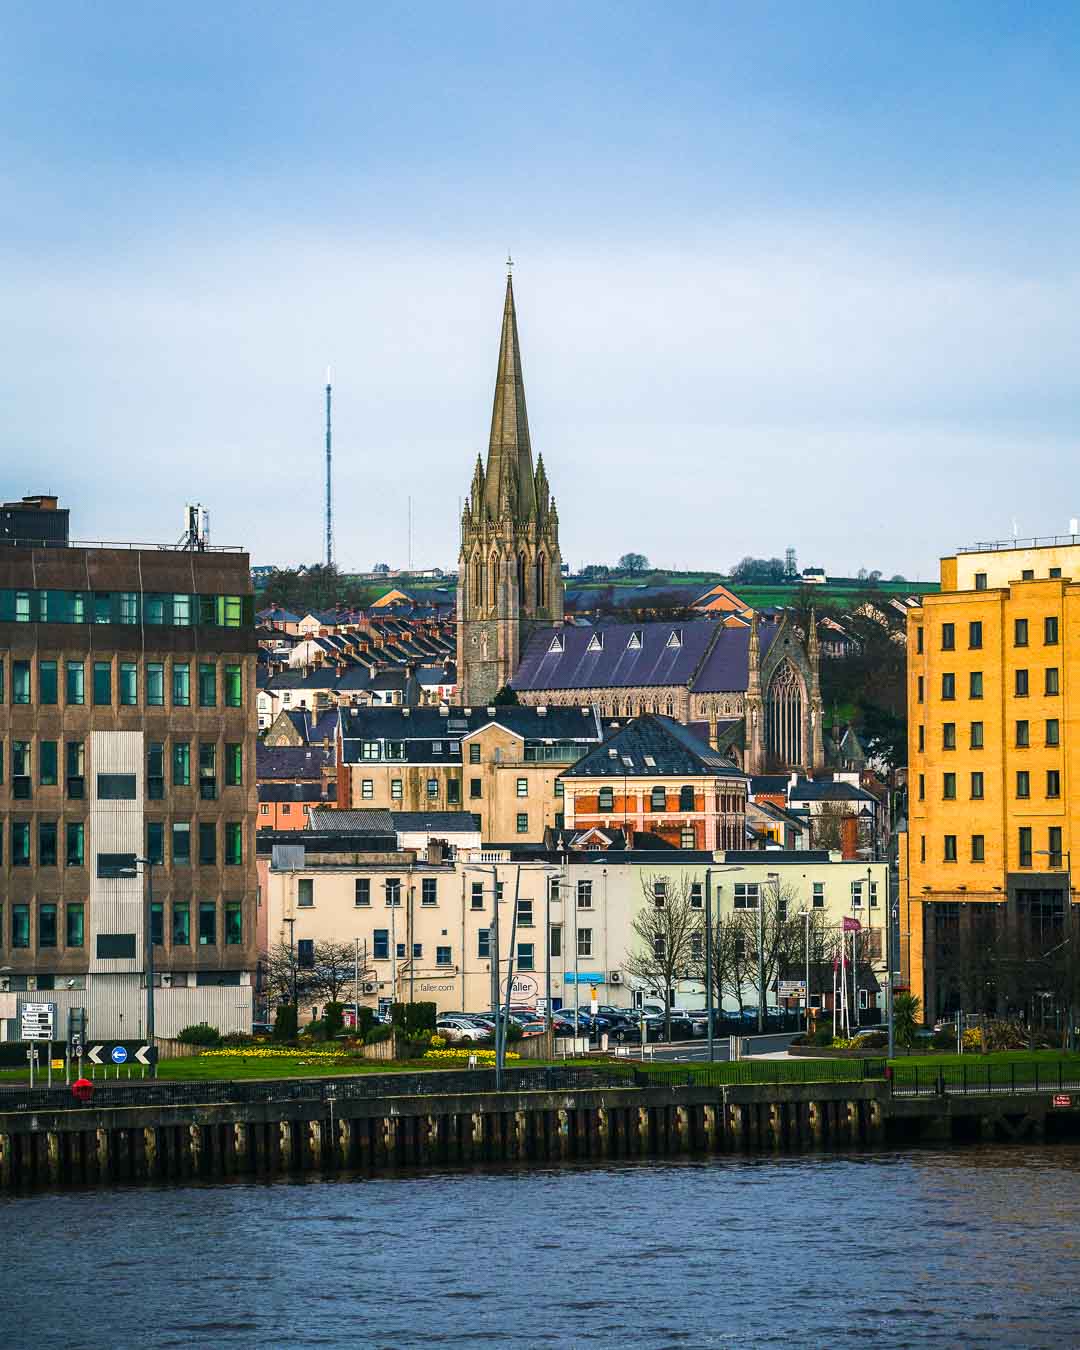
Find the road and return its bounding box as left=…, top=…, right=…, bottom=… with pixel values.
left=642, top=1032, right=799, bottom=1063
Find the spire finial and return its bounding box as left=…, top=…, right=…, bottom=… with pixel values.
left=506, top=253, right=514, bottom=276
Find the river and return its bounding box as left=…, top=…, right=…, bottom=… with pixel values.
left=5, top=1146, right=1080, bottom=1348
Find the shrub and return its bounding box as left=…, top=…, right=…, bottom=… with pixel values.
left=391, top=1002, right=438, bottom=1037
left=962, top=1028, right=983, bottom=1051
left=506, top=1023, right=523, bottom=1043
left=932, top=1027, right=956, bottom=1050
left=364, top=1024, right=392, bottom=1045
left=893, top=993, right=922, bottom=1049
left=855, top=1031, right=888, bottom=1049
left=356, top=1006, right=376, bottom=1039
left=430, top=1033, right=447, bottom=1049
left=324, top=1002, right=345, bottom=1038
left=983, top=1019, right=1029, bottom=1052
left=273, top=1004, right=298, bottom=1042
left=812, top=1027, right=835, bottom=1047
left=220, top=1032, right=256, bottom=1048
left=177, top=1023, right=221, bottom=1047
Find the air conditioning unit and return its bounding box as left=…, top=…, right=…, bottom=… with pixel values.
left=609, top=971, right=623, bottom=985
left=362, top=981, right=378, bottom=995
left=161, top=973, right=173, bottom=987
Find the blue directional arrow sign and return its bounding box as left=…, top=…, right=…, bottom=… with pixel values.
left=110, top=1045, right=128, bottom=1064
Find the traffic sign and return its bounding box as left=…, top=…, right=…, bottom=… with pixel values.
left=87, top=1042, right=157, bottom=1066
left=111, top=1045, right=128, bottom=1065
left=134, top=1045, right=158, bottom=1066
left=1053, top=1093, right=1073, bottom=1108
left=70, top=1034, right=84, bottom=1058
left=21, top=1002, right=55, bottom=1040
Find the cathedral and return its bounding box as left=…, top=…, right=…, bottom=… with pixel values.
left=456, top=272, right=823, bottom=774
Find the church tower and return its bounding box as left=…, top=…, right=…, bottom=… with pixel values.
left=457, top=268, right=564, bottom=705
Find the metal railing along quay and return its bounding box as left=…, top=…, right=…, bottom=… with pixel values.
left=890, top=1061, right=1080, bottom=1098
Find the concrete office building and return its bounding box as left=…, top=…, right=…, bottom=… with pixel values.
left=0, top=500, right=259, bottom=1041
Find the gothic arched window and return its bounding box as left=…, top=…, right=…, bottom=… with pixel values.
left=473, top=556, right=483, bottom=612
left=536, top=552, right=547, bottom=608
left=517, top=552, right=527, bottom=608
left=489, top=554, right=498, bottom=610
left=766, top=661, right=804, bottom=767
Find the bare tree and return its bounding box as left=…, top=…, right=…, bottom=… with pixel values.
left=811, top=802, right=849, bottom=852
left=622, top=874, right=702, bottom=1040
left=310, top=940, right=368, bottom=1006
left=261, top=940, right=316, bottom=1007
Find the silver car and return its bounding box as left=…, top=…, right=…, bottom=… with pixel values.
left=436, top=1016, right=488, bottom=1044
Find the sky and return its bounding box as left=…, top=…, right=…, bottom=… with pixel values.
left=4, top=2, right=1080, bottom=580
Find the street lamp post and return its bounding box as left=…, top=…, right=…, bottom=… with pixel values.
left=704, top=867, right=714, bottom=1062
left=1036, top=848, right=1073, bottom=1050
left=131, top=856, right=157, bottom=1078
left=803, top=910, right=811, bottom=1034
left=284, top=915, right=297, bottom=1022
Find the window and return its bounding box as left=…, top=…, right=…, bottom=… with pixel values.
left=12, top=660, right=29, bottom=704
left=1047, top=719, right=1061, bottom=746
left=199, top=902, right=217, bottom=946
left=679, top=785, right=695, bottom=811
left=385, top=878, right=401, bottom=906
left=970, top=722, right=983, bottom=749
left=66, top=821, right=85, bottom=866
left=1015, top=669, right=1029, bottom=697
left=1014, top=618, right=1028, bottom=647
left=12, top=904, right=29, bottom=948
left=98, top=772, right=136, bottom=800
left=12, top=740, right=30, bottom=798
left=975, top=571, right=988, bottom=590
left=1049, top=826, right=1064, bottom=870
left=690, top=882, right=704, bottom=909
left=173, top=741, right=191, bottom=786
left=198, top=822, right=216, bottom=865
left=66, top=660, right=85, bottom=705
left=426, top=778, right=439, bottom=799
left=941, top=673, right=955, bottom=700
left=680, top=827, right=696, bottom=848
left=652, top=935, right=667, bottom=959
left=39, top=659, right=58, bottom=704
left=516, top=812, right=529, bottom=833
left=92, top=661, right=111, bottom=705
left=224, top=665, right=242, bottom=707
left=225, top=902, right=242, bottom=945
left=471, top=881, right=484, bottom=910
left=1045, top=616, right=1059, bottom=645
left=361, top=779, right=374, bottom=800
left=1045, top=667, right=1060, bottom=696
left=550, top=925, right=562, bottom=957
left=172, top=662, right=190, bottom=706
left=1047, top=770, right=1061, bottom=799
left=1019, top=826, right=1033, bottom=868
left=517, top=897, right=533, bottom=927
left=734, top=883, right=759, bottom=909
left=422, top=878, right=437, bottom=906
left=970, top=771, right=984, bottom=800
left=469, top=778, right=482, bottom=799
left=447, top=779, right=460, bottom=805
left=920, top=835, right=926, bottom=863
left=944, top=835, right=957, bottom=863
left=141, top=820, right=162, bottom=865
left=296, top=877, right=314, bottom=908
left=577, top=927, right=593, bottom=958
left=172, top=821, right=191, bottom=864
left=517, top=943, right=535, bottom=971
left=851, top=880, right=864, bottom=908
left=969, top=834, right=985, bottom=862
left=969, top=671, right=983, bottom=699
left=66, top=903, right=84, bottom=947
left=918, top=774, right=925, bottom=801
left=144, top=741, right=163, bottom=800
left=361, top=740, right=379, bottom=761
left=577, top=879, right=593, bottom=908
left=1017, top=771, right=1030, bottom=799
left=943, top=773, right=956, bottom=799
left=916, top=626, right=924, bottom=653
left=941, top=622, right=955, bottom=650
left=942, top=723, right=956, bottom=750
left=436, top=945, right=452, bottom=966
left=116, top=661, right=137, bottom=706
left=812, top=882, right=825, bottom=909
left=355, top=878, right=371, bottom=907
left=373, top=929, right=390, bottom=960
left=225, top=822, right=242, bottom=865
left=173, top=902, right=190, bottom=945
left=477, top=928, right=490, bottom=960
left=1016, top=719, right=1030, bottom=747
left=968, top=621, right=982, bottom=650
left=516, top=777, right=528, bottom=797
left=918, top=725, right=925, bottom=751
left=469, top=744, right=481, bottom=764
left=917, top=676, right=924, bottom=704
left=650, top=786, right=667, bottom=811
left=225, top=743, right=242, bottom=787
left=146, top=662, right=164, bottom=706
left=39, top=740, right=57, bottom=786
left=39, top=821, right=57, bottom=867
left=198, top=663, right=217, bottom=707
left=150, top=902, right=164, bottom=946
left=598, top=786, right=614, bottom=810
left=1050, top=567, right=1062, bottom=579
left=391, top=778, right=403, bottom=801
left=199, top=742, right=217, bottom=800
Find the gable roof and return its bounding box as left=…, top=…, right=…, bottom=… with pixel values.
left=561, top=714, right=747, bottom=779
left=256, top=744, right=334, bottom=781
left=307, top=808, right=396, bottom=834
left=390, top=811, right=483, bottom=833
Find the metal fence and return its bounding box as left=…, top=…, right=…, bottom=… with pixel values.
left=637, top=1058, right=887, bottom=1089
left=890, top=1061, right=1080, bottom=1098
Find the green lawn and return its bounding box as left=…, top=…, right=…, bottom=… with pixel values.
left=889, top=1050, right=1080, bottom=1070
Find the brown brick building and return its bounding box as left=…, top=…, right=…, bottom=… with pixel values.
left=0, top=515, right=259, bottom=1041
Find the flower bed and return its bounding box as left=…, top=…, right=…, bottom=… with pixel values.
left=422, top=1048, right=521, bottom=1063
left=197, top=1047, right=347, bottom=1060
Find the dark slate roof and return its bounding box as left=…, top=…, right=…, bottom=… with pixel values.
left=256, top=744, right=334, bottom=780
left=390, top=811, right=482, bottom=832
left=336, top=665, right=373, bottom=691
left=258, top=782, right=326, bottom=803
left=257, top=606, right=301, bottom=622
left=511, top=619, right=780, bottom=694
left=750, top=775, right=791, bottom=794
left=722, top=850, right=833, bottom=864
left=307, top=808, right=395, bottom=833
left=789, top=780, right=879, bottom=804
left=561, top=715, right=747, bottom=779
left=257, top=830, right=400, bottom=857
left=339, top=704, right=604, bottom=747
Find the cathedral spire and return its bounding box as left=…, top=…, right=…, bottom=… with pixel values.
left=483, top=270, right=537, bottom=520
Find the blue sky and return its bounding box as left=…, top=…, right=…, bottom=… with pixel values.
left=4, top=2, right=1080, bottom=577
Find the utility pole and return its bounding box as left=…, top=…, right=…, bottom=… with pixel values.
left=705, top=867, right=714, bottom=1062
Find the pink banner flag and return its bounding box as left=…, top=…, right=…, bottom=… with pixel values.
left=842, top=916, right=862, bottom=932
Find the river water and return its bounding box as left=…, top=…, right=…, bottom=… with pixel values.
left=5, top=1146, right=1080, bottom=1348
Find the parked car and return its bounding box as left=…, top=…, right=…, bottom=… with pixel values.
left=436, top=1017, right=489, bottom=1044
left=251, top=1021, right=273, bottom=1037
left=517, top=1021, right=547, bottom=1038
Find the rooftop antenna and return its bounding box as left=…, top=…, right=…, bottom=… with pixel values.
left=325, top=368, right=334, bottom=569
left=408, top=495, right=413, bottom=572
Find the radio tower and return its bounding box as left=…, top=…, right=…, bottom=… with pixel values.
left=325, top=369, right=333, bottom=568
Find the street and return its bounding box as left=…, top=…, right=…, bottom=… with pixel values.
left=641, top=1032, right=800, bottom=1063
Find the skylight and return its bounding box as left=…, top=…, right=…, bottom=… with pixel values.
left=587, top=633, right=604, bottom=652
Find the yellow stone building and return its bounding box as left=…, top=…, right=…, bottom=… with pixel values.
left=901, top=536, right=1080, bottom=1021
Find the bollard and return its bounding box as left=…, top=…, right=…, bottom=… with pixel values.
left=278, top=1121, right=293, bottom=1172
left=47, top=1132, right=62, bottom=1185
left=557, top=1108, right=570, bottom=1160
left=97, top=1127, right=111, bottom=1180
left=143, top=1127, right=158, bottom=1180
